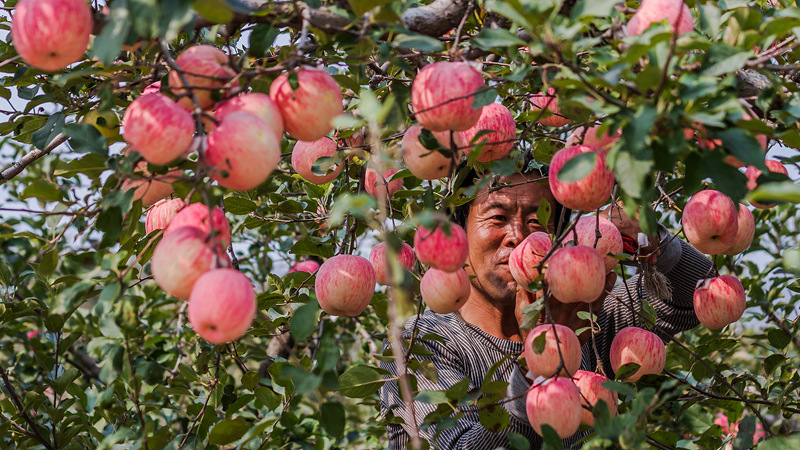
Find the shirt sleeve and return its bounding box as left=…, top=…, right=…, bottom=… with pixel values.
left=586, top=234, right=713, bottom=376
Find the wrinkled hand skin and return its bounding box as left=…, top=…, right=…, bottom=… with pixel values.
left=601, top=201, right=661, bottom=264
left=515, top=272, right=616, bottom=345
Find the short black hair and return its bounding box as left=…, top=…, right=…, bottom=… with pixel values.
left=450, top=159, right=572, bottom=236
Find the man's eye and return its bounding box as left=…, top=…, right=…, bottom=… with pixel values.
left=491, top=215, right=506, bottom=222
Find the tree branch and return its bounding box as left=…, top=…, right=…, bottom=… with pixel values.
left=0, top=134, right=68, bottom=185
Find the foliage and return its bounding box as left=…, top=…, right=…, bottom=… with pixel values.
left=0, top=0, right=799, bottom=448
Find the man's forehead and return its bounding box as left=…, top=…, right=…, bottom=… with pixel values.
left=472, top=173, right=552, bottom=209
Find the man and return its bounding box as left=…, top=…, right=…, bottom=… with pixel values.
left=379, top=169, right=713, bottom=449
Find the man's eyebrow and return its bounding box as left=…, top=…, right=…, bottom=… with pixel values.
left=478, top=200, right=541, bottom=213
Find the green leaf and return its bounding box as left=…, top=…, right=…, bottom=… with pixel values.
left=614, top=362, right=641, bottom=381
left=31, top=112, right=65, bottom=150
left=21, top=180, right=64, bottom=202
left=347, top=0, right=392, bottom=16
left=732, top=415, right=756, bottom=450
left=507, top=433, right=531, bottom=450
left=784, top=248, right=800, bottom=275
left=39, top=248, right=59, bottom=276
left=338, top=365, right=384, bottom=398
left=531, top=331, right=547, bottom=355
left=541, top=424, right=565, bottom=450
left=702, top=51, right=752, bottom=77
left=766, top=328, right=791, bottom=350
left=290, top=301, right=319, bottom=341
left=254, top=387, right=281, bottom=410
left=537, top=198, right=551, bottom=231
left=472, top=28, right=525, bottom=51
left=224, top=197, right=257, bottom=215
left=321, top=402, right=347, bottom=437
left=92, top=1, right=131, bottom=66
left=641, top=300, right=657, bottom=328
left=281, top=365, right=321, bottom=395
left=749, top=182, right=800, bottom=205
left=290, top=237, right=335, bottom=259
left=478, top=403, right=510, bottom=433
left=63, top=123, right=108, bottom=155
left=472, top=87, right=498, bottom=110
left=208, top=417, right=251, bottom=445
left=392, top=33, right=443, bottom=52
left=249, top=24, right=279, bottom=57
left=556, top=151, right=597, bottom=183
left=571, top=0, right=618, bottom=18
left=194, top=0, right=235, bottom=24
left=416, top=390, right=449, bottom=404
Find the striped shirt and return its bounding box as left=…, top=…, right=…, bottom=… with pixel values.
left=380, top=236, right=712, bottom=449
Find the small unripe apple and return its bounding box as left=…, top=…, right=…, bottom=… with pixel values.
left=81, top=109, right=121, bottom=139
left=270, top=68, right=343, bottom=141
left=145, top=198, right=186, bottom=234
left=566, top=215, right=624, bottom=273
left=526, top=377, right=582, bottom=439
left=289, top=260, right=320, bottom=274
left=681, top=189, right=738, bottom=254
left=369, top=242, right=415, bottom=286
left=458, top=103, right=516, bottom=162
left=411, top=61, right=485, bottom=131
left=188, top=268, right=256, bottom=344
left=549, top=145, right=615, bottom=212
left=530, top=87, right=572, bottom=127
left=420, top=268, right=471, bottom=314
left=693, top=275, right=746, bottom=330
left=122, top=93, right=194, bottom=165
left=165, top=203, right=231, bottom=248
left=121, top=162, right=181, bottom=207
left=402, top=126, right=462, bottom=180
left=723, top=205, right=755, bottom=256
left=365, top=168, right=403, bottom=198
left=509, top=231, right=552, bottom=291
left=572, top=370, right=618, bottom=426
left=545, top=246, right=606, bottom=303
left=745, top=160, right=789, bottom=209
left=566, top=125, right=619, bottom=149
left=626, top=0, right=693, bottom=36
left=168, top=45, right=238, bottom=110
left=215, top=92, right=284, bottom=137
left=524, top=323, right=581, bottom=378
left=205, top=111, right=282, bottom=191
left=315, top=255, right=376, bottom=316
left=11, top=0, right=93, bottom=72
left=151, top=227, right=228, bottom=300
left=414, top=221, right=469, bottom=273
left=292, top=138, right=343, bottom=185
left=609, top=327, right=666, bottom=381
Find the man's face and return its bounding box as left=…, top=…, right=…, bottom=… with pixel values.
left=464, top=173, right=556, bottom=305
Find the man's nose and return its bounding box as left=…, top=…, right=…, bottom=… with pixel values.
left=505, top=220, right=526, bottom=247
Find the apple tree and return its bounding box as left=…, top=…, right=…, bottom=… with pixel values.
left=0, top=0, right=799, bottom=448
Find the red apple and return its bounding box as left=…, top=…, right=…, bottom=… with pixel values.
left=145, top=198, right=186, bottom=234
left=121, top=162, right=181, bottom=207
left=572, top=370, right=618, bottom=426
left=188, top=268, right=256, bottom=344
left=369, top=242, right=416, bottom=286
left=143, top=81, right=162, bottom=95
left=723, top=205, right=755, bottom=255
left=549, top=145, right=615, bottom=212
left=545, top=246, right=606, bottom=303
left=205, top=111, right=282, bottom=191
left=402, top=126, right=462, bottom=180
left=270, top=68, right=343, bottom=141
left=745, top=160, right=789, bottom=209
left=289, top=260, right=320, bottom=273
left=567, top=125, right=620, bottom=149
left=566, top=215, right=624, bottom=272
left=609, top=327, right=666, bottom=381
left=420, top=268, right=471, bottom=314
left=524, top=323, right=582, bottom=378
left=626, top=0, right=693, bottom=36
left=530, top=87, right=572, bottom=127
left=365, top=168, right=403, bottom=198
left=122, top=93, right=194, bottom=165
left=165, top=203, right=231, bottom=248
left=693, top=275, right=746, bottom=330
left=509, top=231, right=552, bottom=291
left=681, top=189, right=738, bottom=254
left=414, top=221, right=469, bottom=273
left=315, top=255, right=376, bottom=316
left=292, top=137, right=342, bottom=185
left=411, top=61, right=485, bottom=131
left=458, top=103, right=516, bottom=162
left=151, top=227, right=228, bottom=300
left=11, top=0, right=92, bottom=72
left=526, top=377, right=582, bottom=439
left=215, top=92, right=284, bottom=137
left=168, top=45, right=237, bottom=110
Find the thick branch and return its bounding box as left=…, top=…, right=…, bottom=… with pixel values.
left=401, top=0, right=475, bottom=37
left=0, top=134, right=68, bottom=185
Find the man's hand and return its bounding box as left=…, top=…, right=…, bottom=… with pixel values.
left=601, top=202, right=661, bottom=264
left=515, top=272, right=616, bottom=346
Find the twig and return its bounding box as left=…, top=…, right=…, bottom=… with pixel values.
left=0, top=363, right=56, bottom=450
left=0, top=134, right=69, bottom=185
